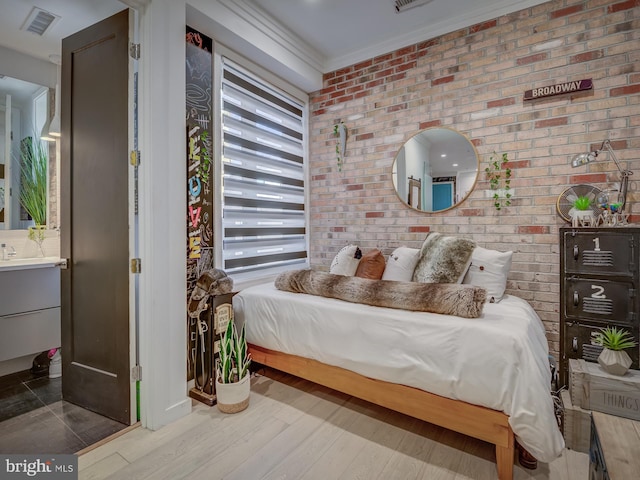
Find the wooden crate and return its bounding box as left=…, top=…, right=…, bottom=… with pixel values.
left=569, top=359, right=640, bottom=421
left=561, top=390, right=590, bottom=453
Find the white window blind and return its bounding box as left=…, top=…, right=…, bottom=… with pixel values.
left=221, top=59, right=307, bottom=277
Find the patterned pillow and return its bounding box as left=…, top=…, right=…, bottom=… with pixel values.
left=462, top=246, right=513, bottom=302
left=382, top=247, right=420, bottom=282
left=412, top=233, right=475, bottom=283
left=354, top=249, right=386, bottom=280
left=330, top=245, right=362, bottom=276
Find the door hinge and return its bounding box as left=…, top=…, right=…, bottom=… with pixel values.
left=130, top=258, right=141, bottom=274
left=129, top=43, right=140, bottom=60
left=130, top=150, right=140, bottom=166
left=131, top=365, right=142, bottom=381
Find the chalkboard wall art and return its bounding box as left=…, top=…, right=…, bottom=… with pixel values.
left=186, top=27, right=213, bottom=383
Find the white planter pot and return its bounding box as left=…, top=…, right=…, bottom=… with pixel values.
left=598, top=348, right=632, bottom=376
left=215, top=372, right=250, bottom=413
left=571, top=210, right=594, bottom=227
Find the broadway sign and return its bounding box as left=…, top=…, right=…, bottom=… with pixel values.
left=524, top=79, right=592, bottom=101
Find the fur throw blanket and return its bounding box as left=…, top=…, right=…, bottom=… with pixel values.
left=275, top=269, right=486, bottom=318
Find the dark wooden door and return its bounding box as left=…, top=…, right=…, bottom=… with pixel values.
left=60, top=9, right=132, bottom=425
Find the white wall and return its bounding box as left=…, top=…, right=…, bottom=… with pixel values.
left=0, top=46, right=56, bottom=89
left=137, top=0, right=191, bottom=430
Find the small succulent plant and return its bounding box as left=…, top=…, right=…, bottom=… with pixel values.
left=572, top=195, right=592, bottom=211
left=596, top=326, right=637, bottom=351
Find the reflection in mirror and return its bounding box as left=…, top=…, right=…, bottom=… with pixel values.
left=0, top=75, right=55, bottom=230
left=392, top=127, right=478, bottom=212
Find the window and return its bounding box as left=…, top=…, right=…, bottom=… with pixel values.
left=220, top=59, right=308, bottom=280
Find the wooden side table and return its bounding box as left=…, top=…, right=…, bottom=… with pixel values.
left=590, top=411, right=640, bottom=479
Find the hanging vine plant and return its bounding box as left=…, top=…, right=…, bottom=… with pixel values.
left=333, top=121, right=348, bottom=171
left=485, top=151, right=512, bottom=211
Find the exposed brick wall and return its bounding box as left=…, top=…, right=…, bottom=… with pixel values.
left=308, top=0, right=640, bottom=358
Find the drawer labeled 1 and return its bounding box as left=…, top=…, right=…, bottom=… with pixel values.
left=562, top=231, right=636, bottom=276
left=563, top=277, right=637, bottom=324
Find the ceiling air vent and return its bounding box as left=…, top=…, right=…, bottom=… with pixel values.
left=394, top=0, right=434, bottom=13
left=21, top=7, right=60, bottom=36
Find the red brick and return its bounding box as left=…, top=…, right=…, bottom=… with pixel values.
left=353, top=60, right=372, bottom=71
left=417, top=39, right=439, bottom=50
left=608, top=0, right=640, bottom=13
left=570, top=50, right=604, bottom=64
left=346, top=184, right=363, bottom=191
left=469, top=19, right=497, bottom=33
left=365, top=212, right=385, bottom=218
left=535, top=117, right=568, bottom=128
left=330, top=226, right=345, bottom=232
left=507, top=160, right=530, bottom=169
left=395, top=45, right=416, bottom=57
left=432, top=75, right=455, bottom=85
left=409, top=226, right=431, bottom=233
left=487, top=98, right=516, bottom=108
left=388, top=72, right=407, bottom=83
left=396, top=61, right=417, bottom=73
left=337, top=66, right=354, bottom=76
left=610, top=84, right=640, bottom=97
left=365, top=79, right=384, bottom=89
left=550, top=5, right=584, bottom=18
left=375, top=68, right=394, bottom=79
left=570, top=174, right=607, bottom=184
left=419, top=120, right=442, bottom=129
left=312, top=174, right=326, bottom=181
left=517, top=53, right=548, bottom=66
left=356, top=133, right=374, bottom=141
left=518, top=226, right=549, bottom=234
left=387, top=104, right=407, bottom=113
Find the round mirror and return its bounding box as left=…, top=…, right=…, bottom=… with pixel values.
left=392, top=127, right=479, bottom=212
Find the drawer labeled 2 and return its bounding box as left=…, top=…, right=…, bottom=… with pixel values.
left=562, top=231, right=636, bottom=276
left=563, top=277, right=636, bottom=323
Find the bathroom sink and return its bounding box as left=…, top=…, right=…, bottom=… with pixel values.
left=0, top=257, right=62, bottom=271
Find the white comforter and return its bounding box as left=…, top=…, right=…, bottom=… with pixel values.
left=233, top=282, right=565, bottom=462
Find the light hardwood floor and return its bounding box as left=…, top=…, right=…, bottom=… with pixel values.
left=79, top=368, right=588, bottom=480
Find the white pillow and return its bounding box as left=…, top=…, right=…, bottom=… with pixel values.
left=330, top=245, right=362, bottom=276
left=382, top=247, right=420, bottom=282
left=462, top=246, right=513, bottom=302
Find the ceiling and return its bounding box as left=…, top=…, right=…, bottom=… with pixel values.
left=0, top=0, right=549, bottom=69
left=250, top=0, right=549, bottom=71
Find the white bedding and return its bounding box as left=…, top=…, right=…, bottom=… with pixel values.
left=233, top=282, right=565, bottom=462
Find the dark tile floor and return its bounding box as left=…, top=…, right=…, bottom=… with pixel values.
left=0, top=369, right=127, bottom=454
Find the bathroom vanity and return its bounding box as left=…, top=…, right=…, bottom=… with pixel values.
left=0, top=258, right=61, bottom=369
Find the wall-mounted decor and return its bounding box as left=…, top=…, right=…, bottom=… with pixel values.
left=186, top=26, right=213, bottom=383
left=391, top=127, right=478, bottom=213
left=485, top=151, right=511, bottom=211
left=523, top=79, right=592, bottom=101
left=333, top=121, right=347, bottom=171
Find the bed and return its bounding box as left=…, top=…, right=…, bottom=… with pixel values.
left=233, top=279, right=565, bottom=480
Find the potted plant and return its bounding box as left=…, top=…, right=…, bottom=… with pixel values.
left=17, top=136, right=48, bottom=255
left=485, top=151, right=511, bottom=211
left=596, top=326, right=637, bottom=376
left=570, top=195, right=594, bottom=227
left=215, top=318, right=251, bottom=413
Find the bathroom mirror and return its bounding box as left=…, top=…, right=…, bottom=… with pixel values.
left=0, top=75, right=55, bottom=230
left=392, top=127, right=479, bottom=212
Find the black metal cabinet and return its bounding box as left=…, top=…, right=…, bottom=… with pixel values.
left=560, top=227, right=640, bottom=387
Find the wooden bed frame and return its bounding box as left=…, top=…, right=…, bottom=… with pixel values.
left=249, top=343, right=515, bottom=480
